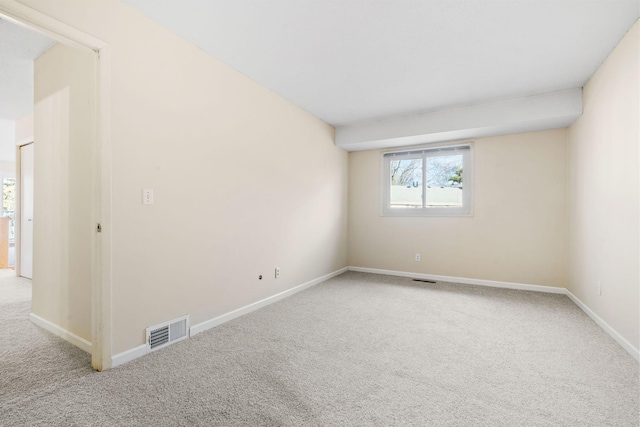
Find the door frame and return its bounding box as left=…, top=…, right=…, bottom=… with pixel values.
left=0, top=0, right=112, bottom=371
left=16, top=140, right=34, bottom=278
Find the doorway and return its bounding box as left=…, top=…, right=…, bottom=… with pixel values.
left=0, top=4, right=112, bottom=371
left=18, top=142, right=33, bottom=278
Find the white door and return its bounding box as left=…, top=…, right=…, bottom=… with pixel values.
left=20, top=143, right=34, bottom=279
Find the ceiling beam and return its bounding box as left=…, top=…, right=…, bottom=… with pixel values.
left=335, top=88, right=582, bottom=151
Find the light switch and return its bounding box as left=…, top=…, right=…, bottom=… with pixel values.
left=142, top=189, right=154, bottom=205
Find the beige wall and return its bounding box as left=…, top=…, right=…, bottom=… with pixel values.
left=21, top=0, right=635, bottom=361
left=15, top=113, right=34, bottom=144
left=32, top=43, right=94, bottom=342
left=0, top=160, right=15, bottom=192
left=567, top=21, right=639, bottom=350
left=349, top=129, right=568, bottom=287
left=22, top=0, right=348, bottom=356
left=0, top=161, right=15, bottom=178
left=0, top=118, right=15, bottom=163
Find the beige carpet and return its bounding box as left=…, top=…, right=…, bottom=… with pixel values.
left=0, top=270, right=92, bottom=407
left=1, top=271, right=638, bottom=426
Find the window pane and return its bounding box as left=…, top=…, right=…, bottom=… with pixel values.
left=425, top=154, right=463, bottom=208
left=2, top=178, right=15, bottom=242
left=390, top=159, right=422, bottom=208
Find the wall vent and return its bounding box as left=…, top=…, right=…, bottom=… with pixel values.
left=412, top=279, right=437, bottom=284
left=146, top=315, right=189, bottom=352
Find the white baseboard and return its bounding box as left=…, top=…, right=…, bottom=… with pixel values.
left=348, top=266, right=566, bottom=294
left=109, top=266, right=638, bottom=367
left=110, top=267, right=349, bottom=368
left=190, top=267, right=349, bottom=337
left=29, top=313, right=92, bottom=354
left=111, top=344, right=148, bottom=368
left=349, top=266, right=638, bottom=361
left=565, top=290, right=639, bottom=362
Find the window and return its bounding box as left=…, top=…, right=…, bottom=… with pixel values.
left=381, top=143, right=473, bottom=216
left=2, top=178, right=15, bottom=241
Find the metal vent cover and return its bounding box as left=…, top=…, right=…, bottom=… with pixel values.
left=146, top=315, right=189, bottom=352
left=149, top=325, right=169, bottom=349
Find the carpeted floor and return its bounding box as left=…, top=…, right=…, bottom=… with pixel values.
left=0, top=271, right=638, bottom=426
left=0, top=270, right=92, bottom=408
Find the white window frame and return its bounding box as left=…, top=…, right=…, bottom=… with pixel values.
left=381, top=141, right=474, bottom=217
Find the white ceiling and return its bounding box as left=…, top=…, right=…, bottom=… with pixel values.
left=124, top=0, right=638, bottom=126
left=0, top=18, right=55, bottom=121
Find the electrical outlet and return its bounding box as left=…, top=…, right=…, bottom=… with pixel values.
left=275, top=267, right=280, bottom=278
left=415, top=253, right=421, bottom=262
left=258, top=275, right=262, bottom=280
left=142, top=189, right=154, bottom=205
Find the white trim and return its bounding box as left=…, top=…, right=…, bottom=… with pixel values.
left=93, top=45, right=113, bottom=371
left=348, top=266, right=566, bottom=294
left=16, top=137, right=34, bottom=147
left=29, top=313, right=92, bottom=353
left=349, top=266, right=638, bottom=360
left=109, top=267, right=639, bottom=368
left=114, top=314, right=191, bottom=368
left=0, top=0, right=105, bottom=52
left=111, top=344, right=148, bottom=368
left=190, top=267, right=349, bottom=336
left=565, top=290, right=639, bottom=362
left=110, top=267, right=348, bottom=367
left=15, top=144, right=22, bottom=278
